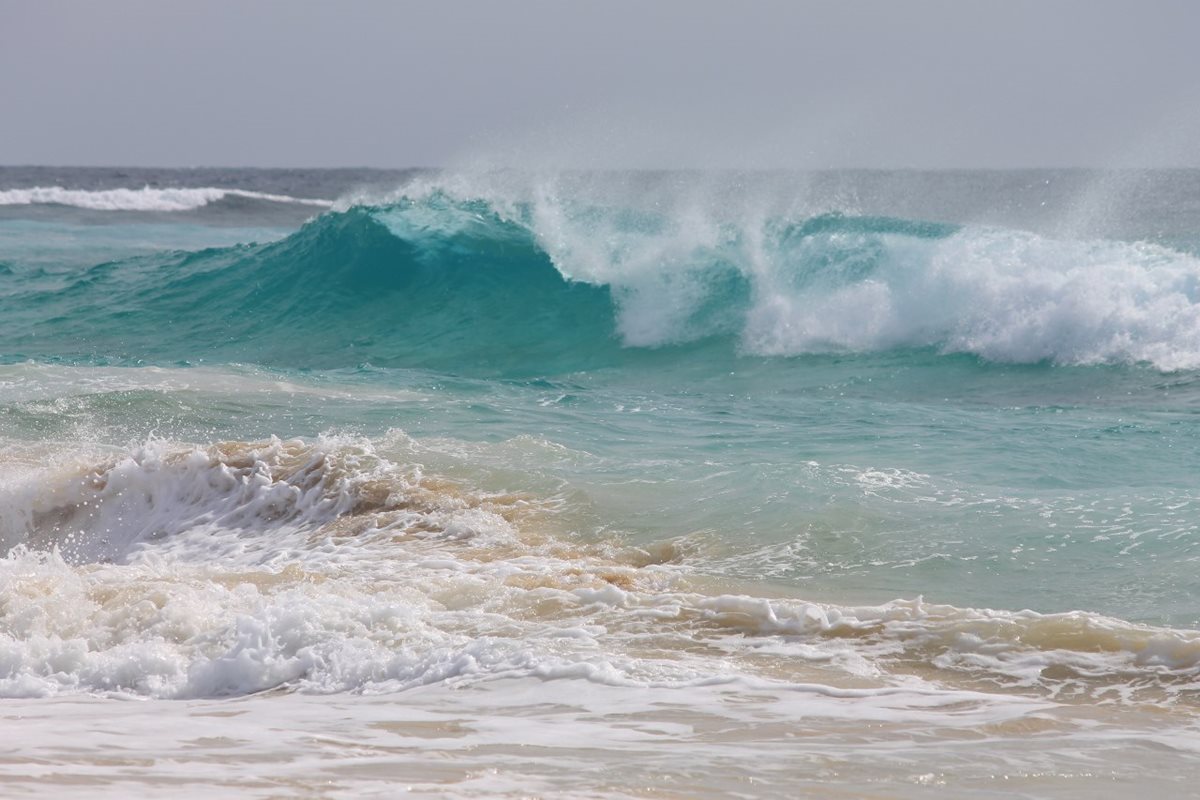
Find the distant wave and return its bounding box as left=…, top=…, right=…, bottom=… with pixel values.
left=2, top=184, right=1199, bottom=372
left=0, top=185, right=334, bottom=211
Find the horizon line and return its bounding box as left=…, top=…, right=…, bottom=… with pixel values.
left=5, top=164, right=1200, bottom=172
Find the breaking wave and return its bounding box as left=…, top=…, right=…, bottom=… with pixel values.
left=2, top=183, right=1199, bottom=372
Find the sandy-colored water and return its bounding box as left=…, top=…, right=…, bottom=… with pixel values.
left=5, top=680, right=1200, bottom=799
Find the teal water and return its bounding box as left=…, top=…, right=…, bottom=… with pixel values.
left=3, top=171, right=1198, bottom=625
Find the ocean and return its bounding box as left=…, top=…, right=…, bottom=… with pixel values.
left=2, top=165, right=1200, bottom=797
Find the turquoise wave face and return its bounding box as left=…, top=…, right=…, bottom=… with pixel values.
left=0, top=202, right=619, bottom=373
left=5, top=191, right=1198, bottom=374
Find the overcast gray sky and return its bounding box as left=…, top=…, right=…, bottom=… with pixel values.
left=2, top=0, right=1199, bottom=168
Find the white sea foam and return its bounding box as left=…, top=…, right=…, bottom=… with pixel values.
left=3, top=435, right=1200, bottom=703
left=742, top=227, right=1200, bottom=369
left=0, top=186, right=333, bottom=211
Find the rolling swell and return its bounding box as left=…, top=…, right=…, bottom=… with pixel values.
left=2, top=191, right=1200, bottom=373
left=0, top=202, right=623, bottom=374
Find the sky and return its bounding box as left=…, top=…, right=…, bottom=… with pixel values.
left=2, top=0, right=1199, bottom=168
